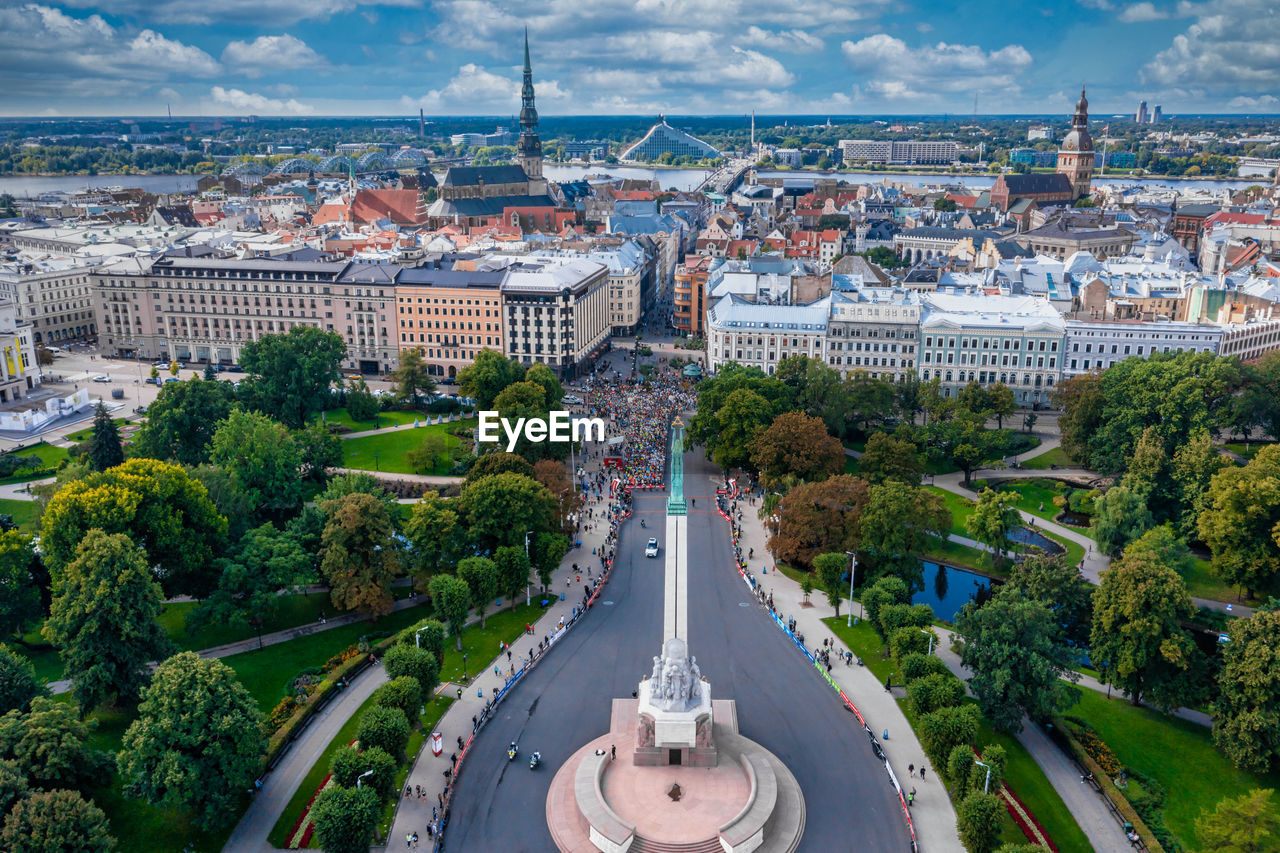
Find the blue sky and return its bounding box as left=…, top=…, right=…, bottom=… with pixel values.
left=0, top=0, right=1275, bottom=117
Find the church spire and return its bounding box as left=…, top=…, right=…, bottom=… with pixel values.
left=517, top=28, right=542, bottom=180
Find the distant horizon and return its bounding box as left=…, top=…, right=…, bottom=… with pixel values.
left=4, top=112, right=1279, bottom=123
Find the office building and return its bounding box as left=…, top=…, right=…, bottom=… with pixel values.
left=500, top=256, right=610, bottom=377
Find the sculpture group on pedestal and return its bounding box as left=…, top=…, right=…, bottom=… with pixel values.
left=647, top=637, right=703, bottom=712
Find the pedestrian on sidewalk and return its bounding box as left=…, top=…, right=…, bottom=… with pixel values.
left=920, top=766, right=927, bottom=781
left=908, top=763, right=914, bottom=777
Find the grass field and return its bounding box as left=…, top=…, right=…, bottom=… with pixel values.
left=922, top=536, right=988, bottom=573
left=1069, top=688, right=1280, bottom=850
left=925, top=486, right=976, bottom=538
left=159, top=591, right=357, bottom=653
left=434, top=602, right=547, bottom=684
left=1180, top=556, right=1245, bottom=605
left=1019, top=446, right=1075, bottom=470
left=318, top=407, right=426, bottom=432
left=340, top=420, right=475, bottom=475
left=825, top=618, right=1088, bottom=852
left=0, top=498, right=41, bottom=532
left=65, top=417, right=131, bottom=443
left=0, top=442, right=69, bottom=483
left=971, top=478, right=1070, bottom=526
left=1223, top=440, right=1273, bottom=461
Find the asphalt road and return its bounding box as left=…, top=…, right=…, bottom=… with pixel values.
left=442, top=449, right=907, bottom=852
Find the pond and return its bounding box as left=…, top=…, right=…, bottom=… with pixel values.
left=909, top=560, right=995, bottom=623
left=1008, top=525, right=1065, bottom=555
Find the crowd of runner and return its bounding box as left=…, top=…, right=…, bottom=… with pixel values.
left=582, top=368, right=696, bottom=488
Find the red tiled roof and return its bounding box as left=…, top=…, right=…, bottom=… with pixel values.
left=351, top=189, right=426, bottom=226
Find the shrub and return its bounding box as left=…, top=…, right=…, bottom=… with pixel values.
left=947, top=743, right=975, bottom=790
left=918, top=704, right=980, bottom=770
left=357, top=706, right=409, bottom=759
left=906, top=672, right=965, bottom=716
left=957, top=790, right=1004, bottom=853
left=330, top=745, right=397, bottom=801
left=899, top=652, right=952, bottom=683
left=863, top=576, right=910, bottom=637
left=889, top=626, right=934, bottom=665
left=371, top=677, right=422, bottom=727
left=383, top=644, right=441, bottom=696
left=879, top=602, right=933, bottom=637
left=971, top=744, right=1006, bottom=794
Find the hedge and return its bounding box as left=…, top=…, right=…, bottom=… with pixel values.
left=1055, top=717, right=1166, bottom=853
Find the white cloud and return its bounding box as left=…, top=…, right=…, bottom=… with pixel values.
left=916, top=22, right=934, bottom=33
left=208, top=86, right=315, bottom=114
left=1226, top=94, right=1280, bottom=109
left=1118, top=2, right=1168, bottom=21
left=222, top=34, right=329, bottom=77
left=402, top=63, right=571, bottom=113
left=740, top=26, right=824, bottom=52
left=0, top=4, right=220, bottom=97
left=56, top=0, right=425, bottom=26
left=1077, top=0, right=1114, bottom=8
left=1141, top=0, right=1280, bottom=90
left=841, top=34, right=1033, bottom=100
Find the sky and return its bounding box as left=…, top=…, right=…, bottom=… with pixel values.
left=0, top=0, right=1276, bottom=118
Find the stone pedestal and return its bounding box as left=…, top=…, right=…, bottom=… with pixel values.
left=634, top=679, right=716, bottom=767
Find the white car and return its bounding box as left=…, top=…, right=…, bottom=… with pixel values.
left=563, top=394, right=583, bottom=405
left=645, top=538, right=659, bottom=558
left=91, top=375, right=110, bottom=383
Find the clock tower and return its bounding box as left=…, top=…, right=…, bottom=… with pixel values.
left=1056, top=86, right=1095, bottom=201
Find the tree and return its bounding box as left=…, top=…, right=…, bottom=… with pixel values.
left=209, top=409, right=303, bottom=519
left=1170, top=428, right=1231, bottom=538
left=296, top=423, right=342, bottom=484
left=957, top=590, right=1079, bottom=733
left=966, top=489, right=1022, bottom=569
left=456, top=556, right=500, bottom=629
left=344, top=379, right=378, bottom=423
left=712, top=388, right=775, bottom=471
left=34, top=347, right=54, bottom=369
left=118, top=652, right=264, bottom=830
left=1090, top=545, right=1197, bottom=709
left=812, top=552, right=848, bottom=616
left=917, top=703, right=980, bottom=770
left=532, top=532, right=568, bottom=590
left=383, top=645, right=439, bottom=697
left=1091, top=484, right=1154, bottom=557
left=770, top=475, right=870, bottom=567
left=189, top=523, right=312, bottom=649
left=309, top=784, right=379, bottom=853
left=84, top=404, right=123, bottom=472
left=931, top=413, right=1008, bottom=488
left=1196, top=789, right=1280, bottom=853
left=0, top=698, right=112, bottom=792
left=458, top=472, right=555, bottom=551
left=986, top=383, right=1016, bottom=430
left=533, top=459, right=583, bottom=534
left=862, top=576, right=909, bottom=638
left=859, top=481, right=950, bottom=588
left=316, top=472, right=396, bottom=518
left=0, top=532, right=40, bottom=642
left=40, top=458, right=227, bottom=599
left=1050, top=372, right=1101, bottom=463
left=357, top=705, right=409, bottom=759
left=466, top=452, right=534, bottom=483
left=0, top=789, right=115, bottom=853
left=402, top=619, right=445, bottom=667
left=0, top=648, right=44, bottom=715
left=428, top=573, right=471, bottom=651
left=843, top=371, right=897, bottom=435
left=523, top=363, right=563, bottom=409
left=907, top=672, right=964, bottom=716
left=1213, top=609, right=1280, bottom=774
left=494, top=546, right=531, bottom=612
left=748, top=412, right=844, bottom=488
left=457, top=349, right=521, bottom=410
left=320, top=493, right=400, bottom=619
left=1200, top=445, right=1280, bottom=598
left=1004, top=555, right=1092, bottom=647
left=0, top=758, right=28, bottom=817
left=956, top=790, right=1004, bottom=853
left=933, top=197, right=957, bottom=211
left=371, top=677, right=422, bottom=728
left=402, top=491, right=460, bottom=582
left=392, top=348, right=435, bottom=404
left=238, top=326, right=346, bottom=428
left=857, top=432, right=924, bottom=486
left=331, top=745, right=397, bottom=801
left=42, top=531, right=170, bottom=711
left=406, top=432, right=448, bottom=474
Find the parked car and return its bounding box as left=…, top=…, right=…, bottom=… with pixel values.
left=645, top=538, right=660, bottom=558
left=164, top=377, right=180, bottom=384
left=91, top=375, right=110, bottom=383
left=134, top=405, right=148, bottom=414
left=225, top=364, right=243, bottom=373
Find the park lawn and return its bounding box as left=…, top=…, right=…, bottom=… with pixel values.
left=925, top=486, right=976, bottom=538
left=14, top=623, right=63, bottom=684
left=1181, top=556, right=1247, bottom=605
left=160, top=592, right=338, bottom=652
left=65, top=417, right=131, bottom=443
left=340, top=420, right=476, bottom=476
left=318, top=407, right=424, bottom=431
left=843, top=455, right=859, bottom=475
left=923, top=536, right=988, bottom=573
left=1036, top=528, right=1085, bottom=570
left=826, top=619, right=1088, bottom=852
left=971, top=478, right=1067, bottom=526
left=0, top=497, right=41, bottom=531
left=436, top=602, right=547, bottom=684
left=1223, top=440, right=1273, bottom=460
left=92, top=779, right=232, bottom=853
left=222, top=603, right=432, bottom=713
left=1018, top=446, right=1075, bottom=470
left=0, top=442, right=70, bottom=483
left=1070, top=688, right=1280, bottom=850
left=843, top=440, right=867, bottom=453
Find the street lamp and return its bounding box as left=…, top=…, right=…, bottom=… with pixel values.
left=462, top=652, right=468, bottom=680
left=524, top=530, right=536, bottom=606
left=845, top=550, right=857, bottom=628
left=414, top=625, right=430, bottom=649
left=921, top=628, right=934, bottom=656
left=356, top=769, right=375, bottom=788
left=974, top=760, right=992, bottom=793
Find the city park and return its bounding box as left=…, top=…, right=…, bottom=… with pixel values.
left=0, top=330, right=1276, bottom=853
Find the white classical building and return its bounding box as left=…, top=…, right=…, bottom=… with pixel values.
left=706, top=293, right=830, bottom=375
left=918, top=291, right=1065, bottom=406
left=825, top=277, right=921, bottom=381
left=1063, top=318, right=1225, bottom=376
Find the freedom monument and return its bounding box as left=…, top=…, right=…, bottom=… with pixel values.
left=546, top=420, right=805, bottom=853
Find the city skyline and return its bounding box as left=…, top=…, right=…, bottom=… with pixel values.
left=0, top=0, right=1276, bottom=118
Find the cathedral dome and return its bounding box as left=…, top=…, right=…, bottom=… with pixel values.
left=1060, top=128, right=1092, bottom=152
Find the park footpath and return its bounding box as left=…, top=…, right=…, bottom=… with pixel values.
left=726, top=494, right=965, bottom=853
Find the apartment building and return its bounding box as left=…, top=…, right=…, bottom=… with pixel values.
left=0, top=256, right=101, bottom=344
left=706, top=294, right=829, bottom=375
left=1063, top=318, right=1225, bottom=375
left=673, top=255, right=713, bottom=338
left=500, top=257, right=610, bottom=377
left=92, top=256, right=399, bottom=373
left=838, top=139, right=958, bottom=165
left=394, top=264, right=506, bottom=380
left=0, top=300, right=39, bottom=405
left=826, top=278, right=920, bottom=381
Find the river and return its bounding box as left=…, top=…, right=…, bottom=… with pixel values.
left=0, top=166, right=1260, bottom=198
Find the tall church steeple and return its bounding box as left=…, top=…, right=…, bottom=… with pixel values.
left=1056, top=84, right=1095, bottom=201
left=517, top=28, right=543, bottom=182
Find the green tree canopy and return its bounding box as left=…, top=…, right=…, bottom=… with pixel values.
left=456, top=556, right=499, bottom=629
left=402, top=491, right=461, bottom=582
left=0, top=698, right=112, bottom=792
left=859, top=481, right=950, bottom=589
left=427, top=573, right=471, bottom=651
left=383, top=645, right=440, bottom=698
left=118, top=652, right=265, bottom=830
left=1195, top=788, right=1280, bottom=853
left=85, top=403, right=123, bottom=472
left=330, top=745, right=397, bottom=801
left=309, top=784, right=379, bottom=853
left=238, top=326, right=346, bottom=428
left=319, top=493, right=400, bottom=619
left=392, top=348, right=436, bottom=403
left=1213, top=609, right=1280, bottom=774
left=457, top=349, right=522, bottom=410
left=130, top=378, right=236, bottom=466
left=1199, top=444, right=1280, bottom=598
left=1004, top=555, right=1093, bottom=647
left=965, top=488, right=1022, bottom=569
left=343, top=379, right=378, bottom=423
left=0, top=788, right=115, bottom=853
left=458, top=472, right=556, bottom=551
left=857, top=431, right=924, bottom=486
left=42, top=531, right=171, bottom=711
left=0, top=532, right=41, bottom=643
left=0, top=647, right=45, bottom=716
left=209, top=408, right=303, bottom=520
left=357, top=705, right=409, bottom=759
